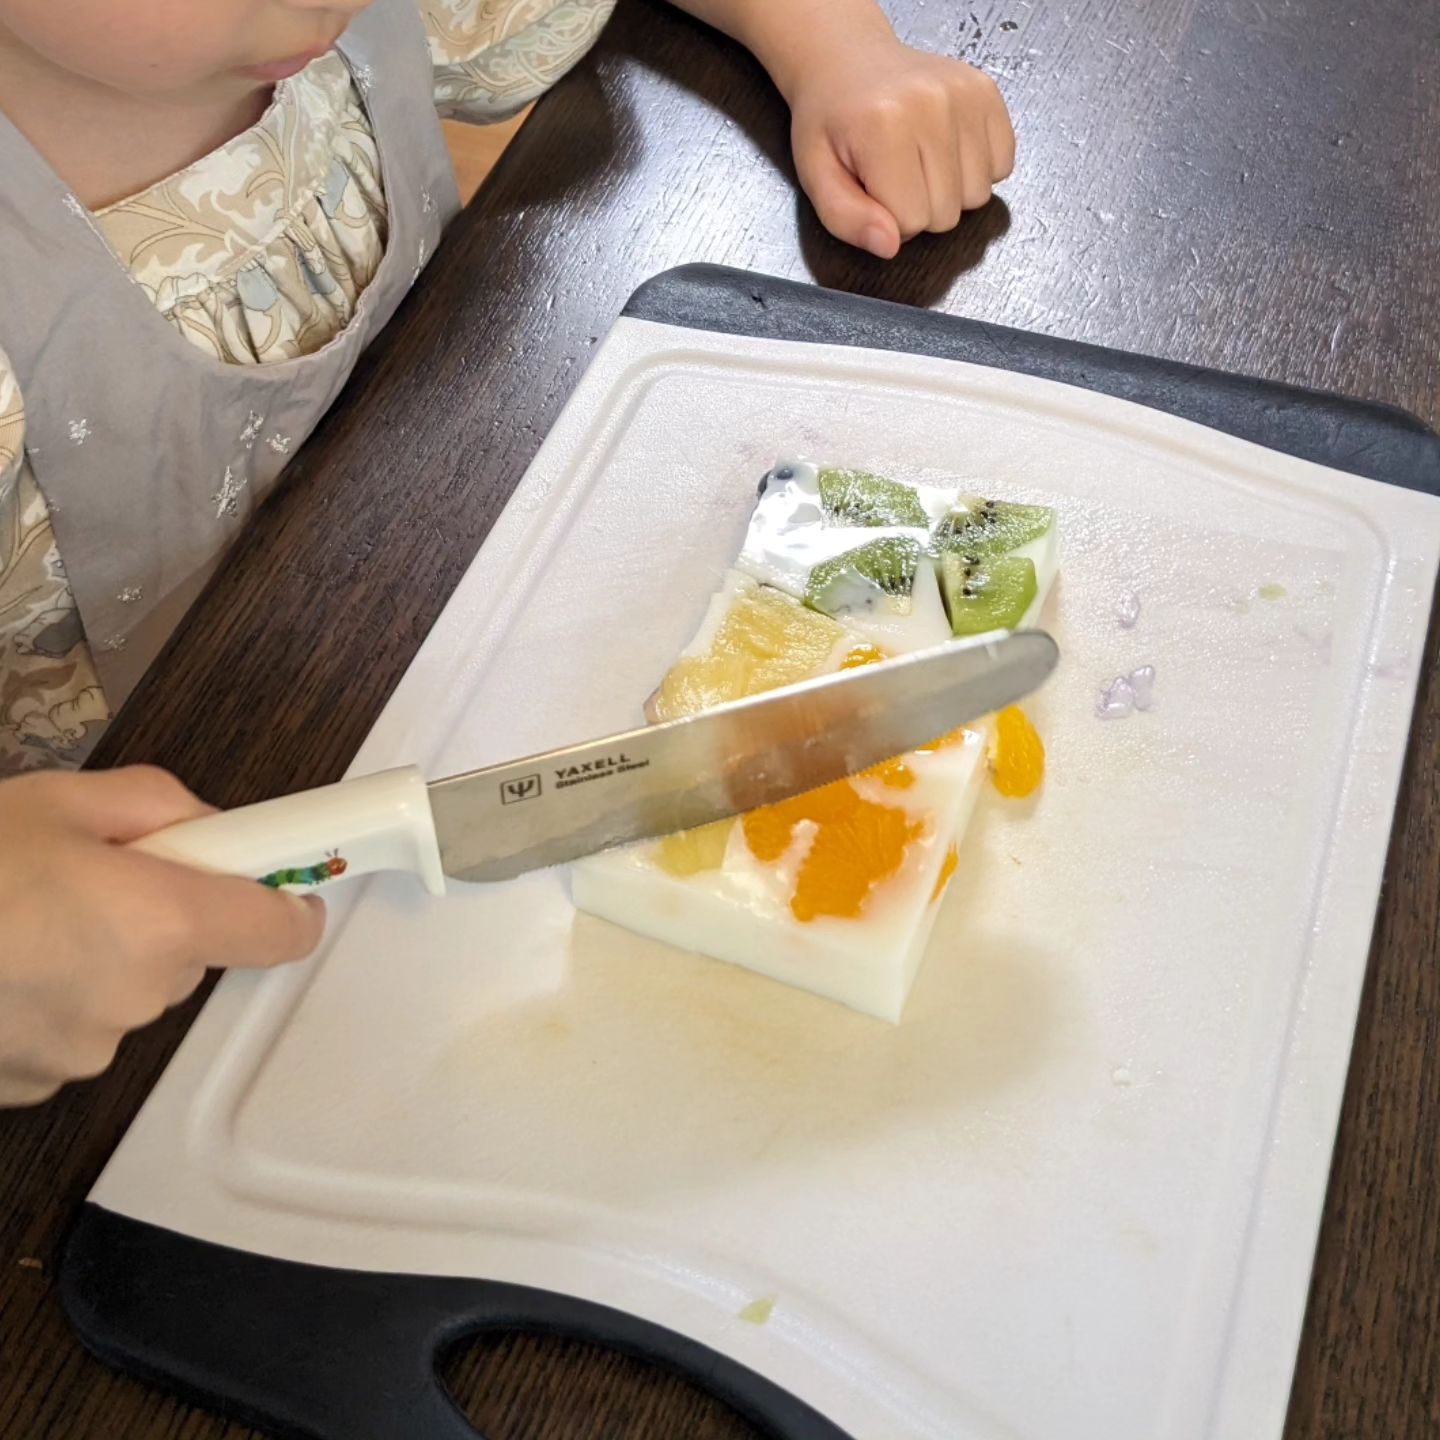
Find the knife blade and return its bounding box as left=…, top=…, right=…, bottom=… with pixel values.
left=432, top=628, right=1057, bottom=882
left=131, top=629, right=1058, bottom=894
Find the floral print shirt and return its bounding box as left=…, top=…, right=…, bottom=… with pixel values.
left=0, top=0, right=614, bottom=773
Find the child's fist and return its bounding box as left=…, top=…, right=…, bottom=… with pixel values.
left=0, top=767, right=325, bottom=1107
left=787, top=39, right=1015, bottom=259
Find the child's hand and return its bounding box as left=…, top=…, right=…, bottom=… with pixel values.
left=786, top=38, right=1015, bottom=259
left=0, top=767, right=325, bottom=1107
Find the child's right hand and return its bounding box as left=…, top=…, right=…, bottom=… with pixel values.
left=0, top=767, right=325, bottom=1107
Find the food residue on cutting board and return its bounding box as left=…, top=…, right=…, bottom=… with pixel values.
left=1096, top=664, right=1156, bottom=719
left=570, top=460, right=1059, bottom=1023
left=737, top=1296, right=776, bottom=1325
left=1229, top=580, right=1290, bottom=614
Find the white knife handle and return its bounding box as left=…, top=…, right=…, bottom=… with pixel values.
left=128, top=766, right=447, bottom=897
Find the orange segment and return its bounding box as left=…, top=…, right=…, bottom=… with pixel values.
left=991, top=704, right=1045, bottom=798
left=792, top=802, right=924, bottom=922
left=930, top=845, right=959, bottom=903
left=840, top=643, right=888, bottom=669
left=742, top=776, right=924, bottom=922
left=741, top=777, right=860, bottom=863
left=741, top=802, right=803, bottom=864
left=861, top=755, right=916, bottom=789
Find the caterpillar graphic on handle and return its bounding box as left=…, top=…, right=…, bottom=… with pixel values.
left=259, top=850, right=349, bottom=890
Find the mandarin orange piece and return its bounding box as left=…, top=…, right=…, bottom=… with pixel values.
left=930, top=845, right=960, bottom=902
left=991, top=704, right=1045, bottom=798
left=741, top=777, right=864, bottom=863
left=741, top=804, right=799, bottom=863
left=800, top=779, right=865, bottom=825
left=790, top=800, right=923, bottom=922
left=861, top=756, right=916, bottom=789
left=839, top=643, right=888, bottom=670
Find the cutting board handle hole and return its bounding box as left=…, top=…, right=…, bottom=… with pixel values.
left=438, top=1327, right=761, bottom=1438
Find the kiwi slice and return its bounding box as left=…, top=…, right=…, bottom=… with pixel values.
left=939, top=552, right=1037, bottom=636
left=805, top=537, right=921, bottom=618
left=931, top=498, right=1053, bottom=558
left=818, top=468, right=928, bottom=528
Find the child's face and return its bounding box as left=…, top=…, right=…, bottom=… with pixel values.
left=0, top=0, right=373, bottom=102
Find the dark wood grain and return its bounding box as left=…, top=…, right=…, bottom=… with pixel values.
left=3, top=0, right=1438, bottom=1436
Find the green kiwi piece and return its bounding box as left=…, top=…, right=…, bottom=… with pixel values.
left=818, top=468, right=928, bottom=528
left=805, top=537, right=921, bottom=618
left=940, top=552, right=1038, bottom=636
left=931, top=498, right=1053, bottom=558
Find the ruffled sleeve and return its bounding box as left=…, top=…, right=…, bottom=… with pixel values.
left=0, top=347, right=109, bottom=774
left=422, top=0, right=618, bottom=122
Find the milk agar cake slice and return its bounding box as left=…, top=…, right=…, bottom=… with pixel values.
left=570, top=461, right=1058, bottom=1022
left=738, top=459, right=1058, bottom=653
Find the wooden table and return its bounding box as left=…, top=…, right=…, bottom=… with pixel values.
left=3, top=0, right=1437, bottom=1435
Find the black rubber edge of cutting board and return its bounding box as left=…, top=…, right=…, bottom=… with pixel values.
left=62, top=1206, right=853, bottom=1440
left=625, top=265, right=1440, bottom=494
left=60, top=265, right=1440, bottom=1440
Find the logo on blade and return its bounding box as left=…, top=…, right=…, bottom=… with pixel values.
left=552, top=752, right=651, bottom=789
left=501, top=774, right=542, bottom=804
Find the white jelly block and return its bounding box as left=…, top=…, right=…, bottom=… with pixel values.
left=843, top=557, right=953, bottom=654
left=571, top=732, right=988, bottom=1022
left=573, top=463, right=1060, bottom=1023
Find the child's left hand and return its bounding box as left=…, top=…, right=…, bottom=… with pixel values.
left=785, top=39, right=1015, bottom=260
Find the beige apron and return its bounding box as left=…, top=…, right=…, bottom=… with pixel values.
left=0, top=0, right=461, bottom=707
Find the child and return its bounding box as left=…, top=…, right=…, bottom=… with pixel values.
left=0, top=0, right=1014, bottom=1105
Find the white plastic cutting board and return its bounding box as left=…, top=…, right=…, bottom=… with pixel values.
left=92, top=320, right=1440, bottom=1440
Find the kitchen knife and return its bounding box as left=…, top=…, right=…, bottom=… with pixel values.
left=130, top=629, right=1058, bottom=894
